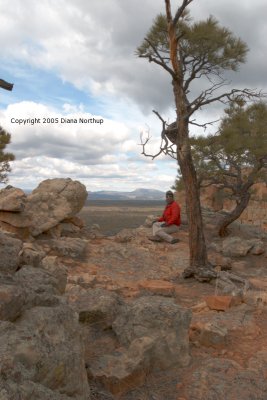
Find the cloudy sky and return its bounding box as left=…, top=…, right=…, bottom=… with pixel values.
left=0, top=0, right=266, bottom=192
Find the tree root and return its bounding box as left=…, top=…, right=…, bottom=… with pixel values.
left=182, top=266, right=251, bottom=294
left=182, top=264, right=217, bottom=282
left=215, top=271, right=250, bottom=296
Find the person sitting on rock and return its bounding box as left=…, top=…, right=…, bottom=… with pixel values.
left=149, top=190, right=180, bottom=244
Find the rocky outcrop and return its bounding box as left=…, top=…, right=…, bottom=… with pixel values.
left=82, top=295, right=191, bottom=395
left=0, top=305, right=89, bottom=399
left=113, top=296, right=191, bottom=369
left=0, top=229, right=90, bottom=399
left=0, top=178, right=87, bottom=237
left=1, top=184, right=267, bottom=399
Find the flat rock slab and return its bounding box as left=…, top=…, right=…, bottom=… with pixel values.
left=204, top=295, right=242, bottom=311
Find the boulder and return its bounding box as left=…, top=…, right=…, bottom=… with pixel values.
left=0, top=186, right=26, bottom=212
left=14, top=266, right=62, bottom=309
left=40, top=256, right=68, bottom=294
left=189, top=321, right=228, bottom=348
left=0, top=178, right=87, bottom=237
left=0, top=284, right=25, bottom=322
left=68, top=288, right=124, bottom=328
left=19, top=242, right=46, bottom=267
left=0, top=232, right=22, bottom=273
left=0, top=220, right=31, bottom=239
left=49, top=237, right=88, bottom=258
left=57, top=222, right=80, bottom=237
left=32, top=178, right=87, bottom=214
left=113, top=296, right=191, bottom=369
left=88, top=337, right=154, bottom=395
left=0, top=305, right=90, bottom=399
left=222, top=237, right=253, bottom=257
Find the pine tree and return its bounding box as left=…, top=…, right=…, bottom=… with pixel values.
left=189, top=101, right=267, bottom=236
left=0, top=126, right=15, bottom=184
left=137, top=0, right=263, bottom=280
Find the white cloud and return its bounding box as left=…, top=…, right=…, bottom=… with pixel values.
left=1, top=101, right=130, bottom=160
left=0, top=100, right=176, bottom=191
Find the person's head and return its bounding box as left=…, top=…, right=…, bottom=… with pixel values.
left=165, top=190, right=174, bottom=204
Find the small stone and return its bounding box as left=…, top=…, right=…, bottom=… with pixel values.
left=204, top=295, right=234, bottom=311
left=190, top=301, right=208, bottom=313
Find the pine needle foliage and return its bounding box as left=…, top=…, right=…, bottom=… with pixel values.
left=0, top=126, right=15, bottom=184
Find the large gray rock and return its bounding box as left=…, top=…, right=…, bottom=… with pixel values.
left=49, top=237, right=88, bottom=258
left=14, top=266, right=62, bottom=309
left=88, top=337, right=154, bottom=396
left=0, top=186, right=26, bottom=212
left=19, top=242, right=46, bottom=267
left=0, top=305, right=90, bottom=399
left=68, top=288, right=124, bottom=328
left=222, top=236, right=253, bottom=257
left=0, top=232, right=22, bottom=273
left=40, top=256, right=68, bottom=295
left=113, top=296, right=191, bottom=369
left=0, top=178, right=87, bottom=236
left=32, top=178, right=87, bottom=214
left=0, top=284, right=25, bottom=322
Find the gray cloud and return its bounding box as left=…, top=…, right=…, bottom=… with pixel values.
left=2, top=0, right=266, bottom=116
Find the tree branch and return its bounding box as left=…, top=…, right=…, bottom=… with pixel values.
left=0, top=79, right=13, bottom=91
left=189, top=118, right=220, bottom=129
left=173, top=0, right=193, bottom=26
left=190, top=88, right=265, bottom=115
left=142, top=38, right=176, bottom=77
left=139, top=112, right=177, bottom=160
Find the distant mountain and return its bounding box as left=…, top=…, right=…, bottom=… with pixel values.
left=88, top=188, right=165, bottom=200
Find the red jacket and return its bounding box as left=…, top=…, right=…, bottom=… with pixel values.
left=158, top=201, right=181, bottom=226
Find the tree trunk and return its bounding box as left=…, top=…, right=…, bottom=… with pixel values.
left=172, top=79, right=211, bottom=279
left=165, top=4, right=214, bottom=281
left=218, top=191, right=251, bottom=236
left=178, top=147, right=208, bottom=267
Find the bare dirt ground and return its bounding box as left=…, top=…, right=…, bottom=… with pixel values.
left=72, top=202, right=267, bottom=399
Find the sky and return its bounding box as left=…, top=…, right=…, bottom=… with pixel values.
left=0, top=0, right=266, bottom=192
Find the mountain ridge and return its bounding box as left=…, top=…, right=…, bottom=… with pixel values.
left=87, top=188, right=165, bottom=200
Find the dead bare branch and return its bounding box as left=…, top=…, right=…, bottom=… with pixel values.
left=139, top=111, right=178, bottom=160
